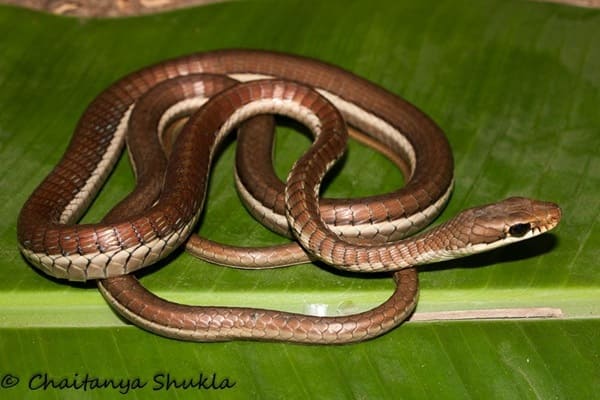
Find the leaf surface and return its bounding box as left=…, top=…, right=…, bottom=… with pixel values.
left=0, top=1, right=598, bottom=398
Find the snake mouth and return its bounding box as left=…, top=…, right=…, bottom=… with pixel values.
left=531, top=200, right=562, bottom=235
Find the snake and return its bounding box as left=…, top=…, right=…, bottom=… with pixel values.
left=17, top=49, right=561, bottom=343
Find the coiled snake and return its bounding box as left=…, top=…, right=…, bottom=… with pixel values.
left=17, top=50, right=561, bottom=343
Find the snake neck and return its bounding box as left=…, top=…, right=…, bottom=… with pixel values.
left=314, top=197, right=561, bottom=272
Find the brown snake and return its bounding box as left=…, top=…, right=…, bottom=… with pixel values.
left=17, top=50, right=561, bottom=343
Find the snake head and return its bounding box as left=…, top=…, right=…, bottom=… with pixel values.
left=456, top=197, right=562, bottom=252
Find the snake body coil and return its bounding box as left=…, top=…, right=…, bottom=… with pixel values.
left=17, top=50, right=561, bottom=343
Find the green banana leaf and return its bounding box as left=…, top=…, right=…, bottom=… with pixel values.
left=0, top=0, right=598, bottom=398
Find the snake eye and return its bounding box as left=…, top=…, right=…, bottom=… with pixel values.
left=508, top=223, right=531, bottom=237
